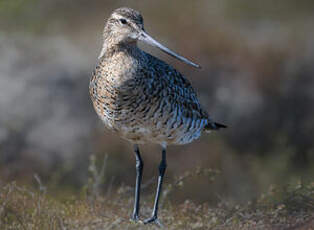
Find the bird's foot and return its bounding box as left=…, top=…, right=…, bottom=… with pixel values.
left=130, top=214, right=141, bottom=223
left=144, top=216, right=163, bottom=227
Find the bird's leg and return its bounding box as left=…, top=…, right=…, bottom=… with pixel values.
left=131, top=144, right=144, bottom=222
left=144, top=147, right=167, bottom=226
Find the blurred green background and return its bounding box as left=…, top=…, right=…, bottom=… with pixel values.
left=0, top=0, right=313, bottom=204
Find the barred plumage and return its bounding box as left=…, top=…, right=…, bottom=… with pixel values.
left=90, top=49, right=217, bottom=145
left=89, top=7, right=226, bottom=225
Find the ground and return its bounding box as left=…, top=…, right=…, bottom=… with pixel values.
left=0, top=180, right=313, bottom=230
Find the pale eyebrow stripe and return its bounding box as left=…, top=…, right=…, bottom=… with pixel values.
left=111, top=13, right=124, bottom=20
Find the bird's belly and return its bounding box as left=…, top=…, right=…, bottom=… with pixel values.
left=97, top=107, right=205, bottom=145
left=91, top=84, right=207, bottom=145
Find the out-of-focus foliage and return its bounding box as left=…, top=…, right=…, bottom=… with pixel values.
left=0, top=0, right=314, bottom=208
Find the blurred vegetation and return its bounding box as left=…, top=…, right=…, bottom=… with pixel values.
left=0, top=176, right=313, bottom=229
left=0, top=0, right=314, bottom=227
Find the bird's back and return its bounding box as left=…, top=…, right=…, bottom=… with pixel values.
left=90, top=47, right=217, bottom=145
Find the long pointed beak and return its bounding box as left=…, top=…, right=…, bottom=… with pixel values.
left=138, top=31, right=201, bottom=69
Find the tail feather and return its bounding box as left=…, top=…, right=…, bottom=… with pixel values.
left=205, top=122, right=227, bottom=131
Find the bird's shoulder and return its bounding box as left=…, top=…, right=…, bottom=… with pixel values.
left=142, top=52, right=195, bottom=94
left=141, top=52, right=209, bottom=119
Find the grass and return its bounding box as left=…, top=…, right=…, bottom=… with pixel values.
left=0, top=177, right=313, bottom=229
left=1, top=154, right=313, bottom=229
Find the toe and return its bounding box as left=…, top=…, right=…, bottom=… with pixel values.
left=144, top=217, right=163, bottom=227
left=130, top=215, right=139, bottom=222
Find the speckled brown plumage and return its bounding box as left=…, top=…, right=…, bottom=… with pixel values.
left=90, top=8, right=226, bottom=146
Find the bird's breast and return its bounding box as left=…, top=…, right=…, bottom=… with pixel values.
left=90, top=54, right=146, bottom=130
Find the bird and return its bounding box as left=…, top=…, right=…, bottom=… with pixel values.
left=89, top=7, right=226, bottom=225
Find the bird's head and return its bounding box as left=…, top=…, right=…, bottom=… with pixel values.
left=103, top=7, right=144, bottom=46
left=100, top=7, right=200, bottom=68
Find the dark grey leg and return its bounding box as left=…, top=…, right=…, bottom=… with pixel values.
left=131, top=144, right=143, bottom=221
left=144, top=147, right=167, bottom=225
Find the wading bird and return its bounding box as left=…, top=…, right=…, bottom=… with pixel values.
left=89, top=7, right=226, bottom=225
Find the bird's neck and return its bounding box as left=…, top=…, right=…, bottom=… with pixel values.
left=98, top=40, right=138, bottom=59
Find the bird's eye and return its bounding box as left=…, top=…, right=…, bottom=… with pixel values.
left=119, top=18, right=127, bottom=24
